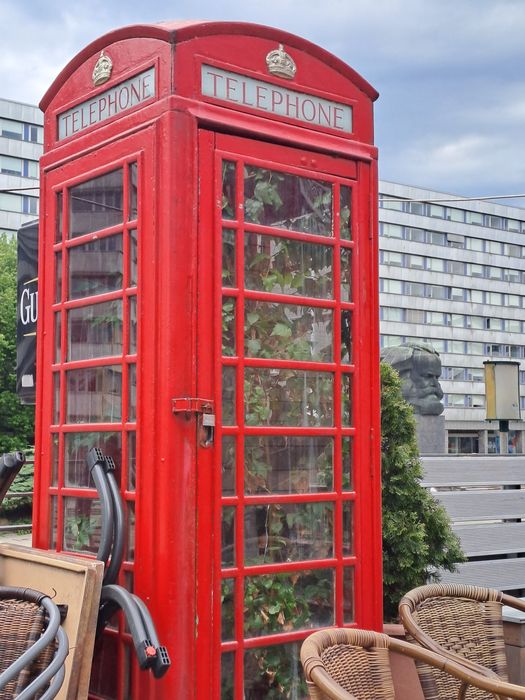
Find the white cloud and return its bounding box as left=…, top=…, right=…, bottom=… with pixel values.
left=2, top=0, right=525, bottom=201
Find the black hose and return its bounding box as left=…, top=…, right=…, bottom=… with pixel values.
left=103, top=457, right=125, bottom=585
left=86, top=448, right=114, bottom=565
left=99, top=585, right=156, bottom=670
left=0, top=451, right=26, bottom=506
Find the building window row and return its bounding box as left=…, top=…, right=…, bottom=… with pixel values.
left=0, top=191, right=38, bottom=215
left=380, top=195, right=525, bottom=233
left=380, top=222, right=524, bottom=258
left=0, top=155, right=39, bottom=179
left=0, top=118, right=43, bottom=144
left=381, top=307, right=523, bottom=333
left=380, top=278, right=524, bottom=307
left=443, top=394, right=486, bottom=408
left=380, top=250, right=523, bottom=282
left=381, top=334, right=525, bottom=358
left=441, top=366, right=485, bottom=382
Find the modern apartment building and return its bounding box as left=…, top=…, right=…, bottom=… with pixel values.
left=0, top=98, right=42, bottom=237
left=379, top=180, right=525, bottom=454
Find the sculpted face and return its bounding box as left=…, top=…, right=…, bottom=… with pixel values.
left=399, top=352, right=444, bottom=415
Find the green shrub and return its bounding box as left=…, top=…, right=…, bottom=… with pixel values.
left=380, top=362, right=465, bottom=620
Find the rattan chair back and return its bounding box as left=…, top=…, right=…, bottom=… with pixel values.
left=0, top=594, right=55, bottom=699
left=399, top=583, right=511, bottom=700
left=301, top=628, right=396, bottom=699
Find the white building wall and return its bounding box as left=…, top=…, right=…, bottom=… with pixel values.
left=379, top=180, right=525, bottom=453
left=0, top=98, right=43, bottom=235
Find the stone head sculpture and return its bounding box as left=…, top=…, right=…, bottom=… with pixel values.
left=380, top=342, right=444, bottom=416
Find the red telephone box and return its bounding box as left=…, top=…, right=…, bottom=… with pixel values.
left=34, top=21, right=381, bottom=699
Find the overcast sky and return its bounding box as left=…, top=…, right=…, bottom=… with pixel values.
left=2, top=0, right=525, bottom=202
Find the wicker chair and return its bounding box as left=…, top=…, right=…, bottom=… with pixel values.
left=300, top=627, right=525, bottom=700
left=0, top=586, right=68, bottom=700
left=399, top=583, right=525, bottom=700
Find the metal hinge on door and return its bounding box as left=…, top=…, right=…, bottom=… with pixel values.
left=171, top=397, right=215, bottom=447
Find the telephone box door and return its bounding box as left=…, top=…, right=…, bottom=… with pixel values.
left=196, top=131, right=381, bottom=698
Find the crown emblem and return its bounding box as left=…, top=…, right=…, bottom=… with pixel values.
left=266, top=44, right=296, bottom=80
left=92, top=50, right=113, bottom=87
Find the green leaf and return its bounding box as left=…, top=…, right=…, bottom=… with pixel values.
left=270, top=323, right=292, bottom=338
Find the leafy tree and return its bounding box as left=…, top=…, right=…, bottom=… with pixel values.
left=0, top=234, right=35, bottom=453
left=380, top=361, right=464, bottom=620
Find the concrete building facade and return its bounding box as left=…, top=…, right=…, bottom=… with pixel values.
left=379, top=180, right=525, bottom=454
left=0, top=98, right=42, bottom=237
left=1, top=95, right=523, bottom=455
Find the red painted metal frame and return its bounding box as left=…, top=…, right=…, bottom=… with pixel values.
left=35, top=20, right=381, bottom=700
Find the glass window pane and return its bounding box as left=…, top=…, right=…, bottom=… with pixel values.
left=343, top=568, right=355, bottom=623
left=221, top=652, right=235, bottom=700
left=381, top=223, right=403, bottom=238
left=53, top=372, right=60, bottom=424
left=341, top=248, right=352, bottom=302
left=244, top=644, right=306, bottom=698
left=341, top=310, right=352, bottom=363
left=64, top=496, right=101, bottom=554
left=245, top=502, right=333, bottom=564
left=243, top=570, right=334, bottom=636
left=128, top=431, right=136, bottom=491
left=244, top=435, right=333, bottom=494
left=245, top=233, right=333, bottom=299
left=222, top=436, right=236, bottom=495
left=222, top=161, right=236, bottom=220
left=54, top=312, right=61, bottom=363
left=222, top=506, right=235, bottom=567
left=244, top=368, right=333, bottom=427
left=244, top=165, right=333, bottom=236
left=128, top=163, right=137, bottom=221
left=129, top=229, right=137, bottom=287
left=221, top=579, right=235, bottom=641
left=342, top=373, right=353, bottom=426
left=339, top=185, right=352, bottom=241
left=51, top=434, right=59, bottom=486
left=222, top=366, right=236, bottom=426
left=343, top=501, right=354, bottom=555
left=222, top=298, right=236, bottom=357
left=342, top=436, right=353, bottom=490
left=222, top=229, right=236, bottom=287
left=126, top=501, right=135, bottom=561
left=55, top=252, right=62, bottom=303
left=128, top=364, right=136, bottom=422
left=68, top=300, right=123, bottom=361
left=68, top=234, right=123, bottom=300
left=129, top=296, right=137, bottom=355
left=244, top=301, right=332, bottom=362
left=69, top=169, right=123, bottom=237
left=56, top=192, right=63, bottom=243
left=64, top=431, right=121, bottom=487
left=66, top=366, right=122, bottom=423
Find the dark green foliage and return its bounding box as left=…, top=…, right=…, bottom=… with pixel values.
left=0, top=451, right=33, bottom=517
left=0, top=234, right=35, bottom=453
left=380, top=362, right=465, bottom=620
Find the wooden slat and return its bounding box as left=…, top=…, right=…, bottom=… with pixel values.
left=422, top=456, right=525, bottom=487
left=454, top=523, right=525, bottom=557
left=435, top=490, right=525, bottom=522
left=439, top=558, right=525, bottom=591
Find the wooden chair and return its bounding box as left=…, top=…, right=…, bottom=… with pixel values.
left=399, top=583, right=525, bottom=700
left=300, top=627, right=525, bottom=700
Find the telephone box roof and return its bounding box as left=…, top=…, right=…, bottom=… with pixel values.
left=40, top=19, right=378, bottom=111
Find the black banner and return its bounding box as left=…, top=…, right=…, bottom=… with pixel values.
left=16, top=219, right=39, bottom=405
